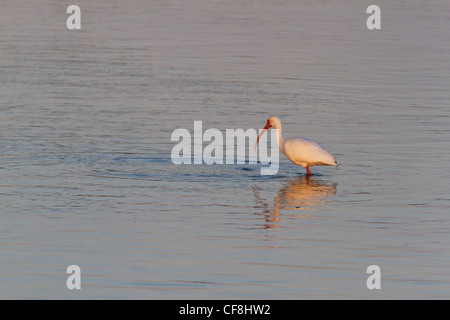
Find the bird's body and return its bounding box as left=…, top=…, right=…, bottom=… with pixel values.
left=256, top=116, right=337, bottom=175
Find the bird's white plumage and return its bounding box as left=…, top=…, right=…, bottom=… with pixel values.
left=283, top=137, right=337, bottom=168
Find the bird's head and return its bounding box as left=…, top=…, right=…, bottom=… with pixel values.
left=266, top=116, right=281, bottom=129
left=255, top=116, right=281, bottom=150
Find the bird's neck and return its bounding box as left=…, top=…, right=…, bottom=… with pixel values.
left=274, top=128, right=284, bottom=154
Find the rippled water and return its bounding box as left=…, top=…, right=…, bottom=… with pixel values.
left=1, top=0, right=450, bottom=299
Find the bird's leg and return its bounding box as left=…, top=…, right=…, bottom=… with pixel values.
left=305, top=166, right=312, bottom=175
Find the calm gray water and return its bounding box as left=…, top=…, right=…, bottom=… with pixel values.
left=1, top=0, right=450, bottom=299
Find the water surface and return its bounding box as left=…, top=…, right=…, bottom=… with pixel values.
left=1, top=0, right=450, bottom=299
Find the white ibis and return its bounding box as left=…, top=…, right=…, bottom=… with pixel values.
left=255, top=116, right=338, bottom=175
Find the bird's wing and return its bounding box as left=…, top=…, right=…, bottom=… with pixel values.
left=283, top=137, right=337, bottom=167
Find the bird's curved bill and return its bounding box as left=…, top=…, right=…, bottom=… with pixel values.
left=254, top=123, right=271, bottom=150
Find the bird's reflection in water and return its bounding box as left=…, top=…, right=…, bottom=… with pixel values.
left=253, top=175, right=337, bottom=229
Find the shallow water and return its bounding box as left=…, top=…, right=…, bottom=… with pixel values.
left=1, top=0, right=450, bottom=299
